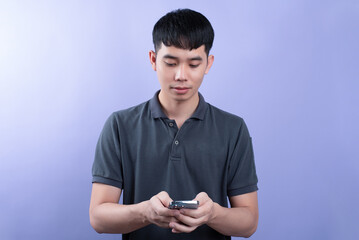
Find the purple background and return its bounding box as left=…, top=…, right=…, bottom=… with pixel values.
left=1, top=1, right=358, bottom=239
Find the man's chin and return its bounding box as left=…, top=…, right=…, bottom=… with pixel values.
left=171, top=91, right=199, bottom=102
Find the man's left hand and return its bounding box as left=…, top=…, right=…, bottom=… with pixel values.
left=169, top=192, right=215, bottom=233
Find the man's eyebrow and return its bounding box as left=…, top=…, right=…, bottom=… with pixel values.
left=162, top=54, right=203, bottom=61
left=189, top=56, right=203, bottom=61
left=163, top=54, right=178, bottom=60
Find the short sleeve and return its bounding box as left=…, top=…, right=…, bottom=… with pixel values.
left=227, top=120, right=258, bottom=196
left=92, top=113, right=123, bottom=189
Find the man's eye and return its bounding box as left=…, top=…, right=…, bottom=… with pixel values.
left=189, top=64, right=200, bottom=68
left=165, top=62, right=176, bottom=67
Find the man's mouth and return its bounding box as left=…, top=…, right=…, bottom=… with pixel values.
left=171, top=86, right=191, bottom=94
left=174, top=87, right=189, bottom=90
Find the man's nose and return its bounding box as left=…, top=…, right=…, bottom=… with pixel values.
left=175, top=64, right=187, bottom=81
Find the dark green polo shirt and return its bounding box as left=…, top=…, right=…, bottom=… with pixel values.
left=92, top=91, right=258, bottom=240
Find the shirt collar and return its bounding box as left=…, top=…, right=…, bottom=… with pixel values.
left=149, top=90, right=207, bottom=120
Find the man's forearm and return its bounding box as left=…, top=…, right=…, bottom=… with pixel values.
left=207, top=203, right=258, bottom=237
left=90, top=201, right=149, bottom=234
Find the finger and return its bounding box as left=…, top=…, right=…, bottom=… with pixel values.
left=172, top=229, right=181, bottom=233
left=193, top=192, right=209, bottom=205
left=152, top=201, right=180, bottom=217
left=179, top=202, right=214, bottom=222
left=157, top=216, right=179, bottom=228
left=169, top=217, right=181, bottom=224
left=151, top=193, right=178, bottom=217
left=179, top=201, right=213, bottom=218
left=159, top=208, right=180, bottom=217
left=170, top=221, right=197, bottom=234
left=157, top=191, right=173, bottom=208
left=177, top=211, right=210, bottom=227
left=179, top=208, right=203, bottom=218
left=152, top=214, right=181, bottom=229
left=175, top=213, right=198, bottom=226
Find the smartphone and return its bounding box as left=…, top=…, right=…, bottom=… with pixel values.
left=169, top=200, right=199, bottom=209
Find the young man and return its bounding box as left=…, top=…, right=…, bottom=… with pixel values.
left=90, top=9, right=258, bottom=239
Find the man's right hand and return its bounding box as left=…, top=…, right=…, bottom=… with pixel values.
left=144, top=191, right=180, bottom=228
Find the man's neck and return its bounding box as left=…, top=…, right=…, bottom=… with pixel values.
left=158, top=91, right=199, bottom=128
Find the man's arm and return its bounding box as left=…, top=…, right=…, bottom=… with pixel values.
left=170, top=191, right=258, bottom=237
left=209, top=191, right=258, bottom=237
left=89, top=183, right=180, bottom=234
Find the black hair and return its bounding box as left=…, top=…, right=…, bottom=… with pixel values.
left=152, top=9, right=215, bottom=55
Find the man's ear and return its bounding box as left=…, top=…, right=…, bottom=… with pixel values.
left=205, top=54, right=214, bottom=74
left=149, top=50, right=157, bottom=71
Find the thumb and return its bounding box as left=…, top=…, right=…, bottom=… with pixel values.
left=158, top=191, right=173, bottom=207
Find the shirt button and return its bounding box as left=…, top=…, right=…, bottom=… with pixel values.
left=169, top=122, right=174, bottom=127
left=174, top=140, right=179, bottom=145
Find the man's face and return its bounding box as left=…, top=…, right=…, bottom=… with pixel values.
left=150, top=43, right=214, bottom=103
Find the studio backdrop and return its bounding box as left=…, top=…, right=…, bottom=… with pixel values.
left=0, top=1, right=358, bottom=239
